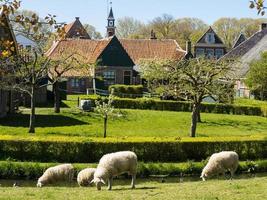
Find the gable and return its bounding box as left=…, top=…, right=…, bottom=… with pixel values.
left=196, top=27, right=224, bottom=45
left=65, top=18, right=90, bottom=39
left=97, top=36, right=135, bottom=66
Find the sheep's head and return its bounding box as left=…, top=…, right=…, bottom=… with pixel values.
left=90, top=178, right=106, bottom=190
left=36, top=181, right=43, bottom=187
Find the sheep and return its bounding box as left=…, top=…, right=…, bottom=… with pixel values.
left=77, top=168, right=96, bottom=187
left=200, top=151, right=239, bottom=181
left=91, top=151, right=138, bottom=190
left=37, top=164, right=74, bottom=187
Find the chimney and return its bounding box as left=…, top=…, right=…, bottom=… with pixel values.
left=150, top=30, right=157, bottom=40
left=186, top=40, right=192, bottom=54
left=260, top=23, right=267, bottom=31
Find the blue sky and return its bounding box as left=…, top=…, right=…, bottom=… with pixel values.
left=21, top=0, right=264, bottom=35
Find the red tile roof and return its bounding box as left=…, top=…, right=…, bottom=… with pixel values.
left=47, top=36, right=186, bottom=76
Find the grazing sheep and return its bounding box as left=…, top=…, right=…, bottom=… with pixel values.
left=200, top=151, right=239, bottom=181
left=91, top=151, right=138, bottom=190
left=37, top=164, right=74, bottom=187
left=77, top=168, right=96, bottom=187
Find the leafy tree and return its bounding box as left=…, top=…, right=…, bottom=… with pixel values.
left=83, top=24, right=102, bottom=39
left=116, top=17, right=144, bottom=38
left=250, top=0, right=266, bottom=15
left=245, top=52, right=267, bottom=100
left=140, top=58, right=235, bottom=137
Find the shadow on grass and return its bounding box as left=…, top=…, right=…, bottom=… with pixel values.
left=0, top=113, right=88, bottom=127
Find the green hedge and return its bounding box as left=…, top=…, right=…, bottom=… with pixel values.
left=0, top=160, right=266, bottom=180
left=0, top=137, right=266, bottom=163
left=109, top=85, right=144, bottom=98
left=84, top=97, right=266, bottom=117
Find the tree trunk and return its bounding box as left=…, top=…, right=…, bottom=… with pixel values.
left=54, top=81, right=60, bottom=113
left=260, top=90, right=264, bottom=101
left=29, top=86, right=36, bottom=134
left=190, top=103, right=200, bottom=137
left=103, top=115, right=107, bottom=138
left=197, top=108, right=201, bottom=123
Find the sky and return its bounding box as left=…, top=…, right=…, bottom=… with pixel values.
left=20, top=0, right=264, bottom=35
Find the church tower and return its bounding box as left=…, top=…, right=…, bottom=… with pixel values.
left=106, top=6, right=116, bottom=37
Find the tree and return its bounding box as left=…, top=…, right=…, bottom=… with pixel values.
left=94, top=91, right=121, bottom=138
left=116, top=17, right=144, bottom=38
left=140, top=58, right=235, bottom=137
left=245, top=52, right=267, bottom=100
left=250, top=0, right=266, bottom=15
left=0, top=0, right=66, bottom=133
left=83, top=24, right=102, bottom=39
left=150, top=14, right=175, bottom=39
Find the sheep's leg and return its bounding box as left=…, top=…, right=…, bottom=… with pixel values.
left=230, top=169, right=235, bottom=180
left=131, top=174, right=136, bottom=189
left=108, top=178, right=113, bottom=190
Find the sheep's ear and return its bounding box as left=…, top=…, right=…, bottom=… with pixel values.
left=100, top=179, right=106, bottom=185
left=90, top=179, right=95, bottom=184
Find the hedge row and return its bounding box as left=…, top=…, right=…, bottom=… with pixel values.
left=84, top=97, right=267, bottom=117
left=0, top=138, right=266, bottom=163
left=0, top=160, right=266, bottom=180
left=109, top=85, right=144, bottom=98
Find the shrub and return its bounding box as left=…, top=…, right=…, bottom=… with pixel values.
left=109, top=85, right=144, bottom=98
left=0, top=137, right=266, bottom=163
left=0, top=160, right=266, bottom=180
left=83, top=97, right=265, bottom=117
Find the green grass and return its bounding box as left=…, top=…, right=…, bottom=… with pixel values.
left=0, top=101, right=267, bottom=138
left=0, top=176, right=266, bottom=200
left=234, top=98, right=267, bottom=107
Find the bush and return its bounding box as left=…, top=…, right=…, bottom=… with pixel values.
left=83, top=97, right=266, bottom=117
left=0, top=137, right=266, bottom=163
left=0, top=160, right=266, bottom=180
left=109, top=85, right=144, bottom=98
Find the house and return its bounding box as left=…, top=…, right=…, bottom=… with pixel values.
left=47, top=7, right=185, bottom=94
left=64, top=17, right=91, bottom=39
left=0, top=12, right=18, bottom=117
left=16, top=33, right=38, bottom=50
left=194, top=27, right=226, bottom=59
left=223, top=23, right=267, bottom=98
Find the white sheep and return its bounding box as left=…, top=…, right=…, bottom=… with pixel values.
left=77, top=168, right=96, bottom=187
left=200, top=151, right=239, bottom=181
left=37, top=164, right=74, bottom=187
left=91, top=151, right=138, bottom=190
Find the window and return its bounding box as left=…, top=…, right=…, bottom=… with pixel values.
left=71, top=78, right=80, bottom=88
left=123, top=71, right=132, bottom=85
left=206, top=33, right=215, bottom=44
left=109, top=21, right=114, bottom=27
left=215, top=49, right=224, bottom=59
left=103, top=71, right=115, bottom=79
left=195, top=48, right=205, bottom=57
left=206, top=49, right=214, bottom=59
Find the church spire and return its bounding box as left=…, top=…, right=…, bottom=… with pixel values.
left=106, top=1, right=115, bottom=37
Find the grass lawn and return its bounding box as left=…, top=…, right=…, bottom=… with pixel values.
left=0, top=176, right=266, bottom=200
left=0, top=100, right=267, bottom=138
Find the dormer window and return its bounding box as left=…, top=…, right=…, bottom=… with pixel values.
left=206, top=33, right=215, bottom=44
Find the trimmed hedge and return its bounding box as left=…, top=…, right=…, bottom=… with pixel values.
left=84, top=97, right=267, bottom=117
left=0, top=160, right=266, bottom=180
left=0, top=137, right=266, bottom=163
left=109, top=85, right=144, bottom=98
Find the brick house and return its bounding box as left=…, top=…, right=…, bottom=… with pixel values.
left=194, top=27, right=226, bottom=59
left=47, top=7, right=185, bottom=94
left=0, top=13, right=18, bottom=117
